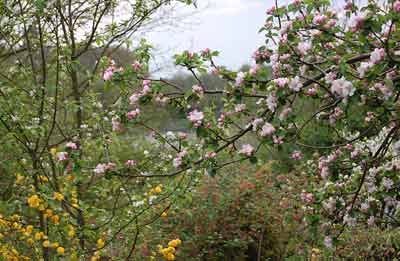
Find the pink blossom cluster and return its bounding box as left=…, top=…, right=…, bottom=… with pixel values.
left=260, top=122, right=276, bottom=137
left=173, top=150, right=188, bottom=168
left=329, top=107, right=343, bottom=124
left=300, top=191, right=314, bottom=203
left=57, top=152, right=69, bottom=162
left=330, top=78, right=355, bottom=98
left=192, top=85, right=204, bottom=96
left=66, top=142, right=78, bottom=150
left=239, top=144, right=254, bottom=157
left=102, top=60, right=123, bottom=81
left=253, top=49, right=271, bottom=60
left=348, top=12, right=366, bottom=32
left=125, top=160, right=137, bottom=167
left=204, top=151, right=217, bottom=159
left=234, top=104, right=246, bottom=113
left=126, top=108, right=140, bottom=120
left=201, top=48, right=211, bottom=56
left=129, top=80, right=152, bottom=105
left=291, top=150, right=303, bottom=160
left=235, top=72, right=246, bottom=87
left=318, top=149, right=343, bottom=179
left=94, top=162, right=116, bottom=175
left=358, top=48, right=385, bottom=77
left=131, top=61, right=142, bottom=71
left=188, top=110, right=204, bottom=127
left=395, top=1, right=400, bottom=12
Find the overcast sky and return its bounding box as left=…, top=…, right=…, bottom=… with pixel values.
left=145, top=0, right=275, bottom=76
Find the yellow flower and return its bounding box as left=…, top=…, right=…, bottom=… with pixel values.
left=34, top=232, right=44, bottom=240
left=91, top=252, right=101, bottom=261
left=312, top=248, right=321, bottom=254
left=26, top=225, right=33, bottom=234
left=12, top=222, right=21, bottom=230
left=56, top=247, right=65, bottom=255
left=43, top=240, right=50, bottom=248
left=26, top=238, right=34, bottom=245
left=39, top=175, right=49, bottom=182
left=27, top=195, right=41, bottom=208
left=154, top=185, right=162, bottom=193
left=15, top=173, right=25, bottom=185
left=97, top=238, right=105, bottom=248
left=165, top=253, right=175, bottom=261
left=168, top=239, right=181, bottom=248
left=45, top=209, right=53, bottom=218
left=166, top=247, right=175, bottom=254
left=68, top=227, right=75, bottom=238
left=51, top=242, right=59, bottom=248
left=53, top=192, right=64, bottom=202
left=51, top=215, right=60, bottom=225
left=50, top=148, right=57, bottom=157
left=161, top=212, right=168, bottom=217
left=71, top=197, right=79, bottom=208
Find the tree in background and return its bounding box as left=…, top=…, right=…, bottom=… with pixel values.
left=109, top=0, right=400, bottom=259
left=0, top=0, right=196, bottom=260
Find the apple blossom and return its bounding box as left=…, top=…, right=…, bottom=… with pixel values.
left=66, top=142, right=78, bottom=150
left=369, top=48, right=385, bottom=64
left=102, top=67, right=114, bottom=81
left=131, top=61, right=142, bottom=71
left=188, top=110, right=204, bottom=127
left=94, top=163, right=107, bottom=175
left=204, top=151, right=217, bottom=159
left=273, top=77, right=289, bottom=88
left=291, top=150, right=303, bottom=160
left=201, top=48, right=210, bottom=56
left=129, top=93, right=140, bottom=104
left=266, top=6, right=275, bottom=15
left=249, top=64, right=259, bottom=75
left=239, top=144, right=254, bottom=157
left=300, top=191, right=314, bottom=203
left=382, top=177, right=394, bottom=190
left=260, top=122, right=276, bottom=137
left=357, top=62, right=371, bottom=77
left=57, top=152, right=69, bottom=162
left=394, top=1, right=400, bottom=12
left=330, top=78, right=355, bottom=98
left=297, top=42, right=312, bottom=56
left=125, top=160, right=137, bottom=167
left=192, top=84, right=204, bottom=95
left=252, top=118, right=264, bottom=131
left=288, top=76, right=302, bottom=92
left=234, top=104, right=246, bottom=113
left=348, top=12, right=366, bottom=32
left=235, top=72, right=246, bottom=86
left=313, top=14, right=327, bottom=25
left=127, top=108, right=140, bottom=120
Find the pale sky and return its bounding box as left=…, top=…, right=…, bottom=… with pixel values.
left=145, top=0, right=275, bottom=76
